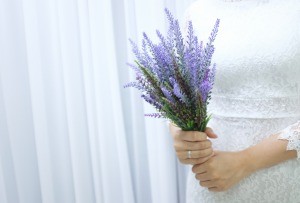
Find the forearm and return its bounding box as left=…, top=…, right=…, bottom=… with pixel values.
left=242, top=133, right=297, bottom=174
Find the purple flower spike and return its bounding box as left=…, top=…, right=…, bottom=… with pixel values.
left=199, top=80, right=212, bottom=103
left=144, top=113, right=163, bottom=118
left=124, top=8, right=220, bottom=131
left=161, top=86, right=175, bottom=103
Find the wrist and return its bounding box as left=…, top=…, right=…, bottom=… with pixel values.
left=238, top=147, right=260, bottom=176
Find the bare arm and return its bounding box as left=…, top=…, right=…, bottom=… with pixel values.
left=192, top=127, right=299, bottom=192
left=243, top=133, right=297, bottom=174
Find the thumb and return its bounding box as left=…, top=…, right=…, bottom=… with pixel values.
left=205, top=127, right=218, bottom=139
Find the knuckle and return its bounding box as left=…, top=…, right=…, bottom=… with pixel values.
left=211, top=172, right=218, bottom=179
left=207, top=160, right=213, bottom=167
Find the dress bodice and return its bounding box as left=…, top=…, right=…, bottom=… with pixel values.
left=185, top=0, right=300, bottom=118
left=185, top=1, right=300, bottom=202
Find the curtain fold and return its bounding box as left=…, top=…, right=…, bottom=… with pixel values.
left=0, top=0, right=195, bottom=202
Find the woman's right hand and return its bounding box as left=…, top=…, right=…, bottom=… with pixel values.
left=168, top=122, right=218, bottom=165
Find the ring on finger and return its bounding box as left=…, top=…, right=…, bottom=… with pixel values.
left=187, top=150, right=192, bottom=159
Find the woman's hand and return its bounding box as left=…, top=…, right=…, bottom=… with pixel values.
left=168, top=122, right=218, bottom=165
left=192, top=150, right=252, bottom=192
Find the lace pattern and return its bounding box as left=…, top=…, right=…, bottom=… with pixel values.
left=209, top=95, right=300, bottom=118
left=184, top=0, right=300, bottom=202
left=276, top=120, right=300, bottom=159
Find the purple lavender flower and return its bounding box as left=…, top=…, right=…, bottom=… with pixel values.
left=144, top=113, right=163, bottom=118
left=124, top=8, right=220, bottom=131
left=173, top=83, right=186, bottom=103
left=199, top=80, right=212, bottom=103
left=161, top=86, right=175, bottom=103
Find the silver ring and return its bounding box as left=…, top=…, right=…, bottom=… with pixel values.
left=187, top=150, right=192, bottom=159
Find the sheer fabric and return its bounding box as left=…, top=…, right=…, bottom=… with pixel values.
left=0, top=0, right=194, bottom=202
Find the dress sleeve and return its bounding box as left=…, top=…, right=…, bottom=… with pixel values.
left=276, top=120, right=300, bottom=159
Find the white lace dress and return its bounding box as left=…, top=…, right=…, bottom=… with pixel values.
left=184, top=0, right=300, bottom=202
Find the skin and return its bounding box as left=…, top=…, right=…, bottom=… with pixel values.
left=169, top=123, right=297, bottom=192
left=169, top=122, right=218, bottom=165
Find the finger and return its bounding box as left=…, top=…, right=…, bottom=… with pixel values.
left=192, top=163, right=208, bottom=174
left=195, top=172, right=211, bottom=181
left=179, top=155, right=212, bottom=165
left=205, top=127, right=218, bottom=139
left=208, top=187, right=223, bottom=192
left=199, top=180, right=217, bottom=188
left=174, top=140, right=211, bottom=151
left=179, top=131, right=208, bottom=142
left=176, top=147, right=213, bottom=159
left=208, top=187, right=218, bottom=192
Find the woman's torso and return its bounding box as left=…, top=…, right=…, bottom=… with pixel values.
left=185, top=0, right=300, bottom=150
left=185, top=0, right=300, bottom=202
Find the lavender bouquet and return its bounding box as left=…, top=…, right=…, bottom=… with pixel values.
left=124, top=8, right=220, bottom=132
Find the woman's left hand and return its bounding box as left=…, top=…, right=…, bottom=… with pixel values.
left=192, top=150, right=253, bottom=192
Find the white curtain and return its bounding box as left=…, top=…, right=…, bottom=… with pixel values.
left=0, top=0, right=195, bottom=202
